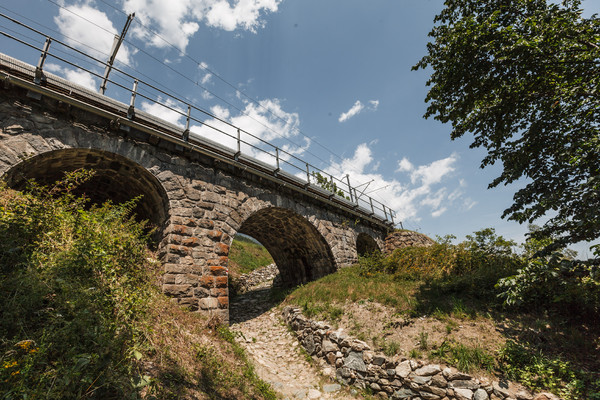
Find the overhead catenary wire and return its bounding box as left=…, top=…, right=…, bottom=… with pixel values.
left=95, top=0, right=348, bottom=165
left=43, top=0, right=350, bottom=178
left=0, top=8, right=392, bottom=214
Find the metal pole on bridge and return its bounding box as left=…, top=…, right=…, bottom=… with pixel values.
left=100, top=13, right=134, bottom=94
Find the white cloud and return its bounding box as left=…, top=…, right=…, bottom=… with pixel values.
left=339, top=101, right=364, bottom=123
left=140, top=98, right=186, bottom=126
left=411, top=154, right=458, bottom=186
left=123, top=0, right=281, bottom=51
left=338, top=99, right=379, bottom=122
left=320, top=145, right=466, bottom=224
left=397, top=157, right=414, bottom=172
left=431, top=207, right=447, bottom=218
left=189, top=98, right=303, bottom=163
left=45, top=63, right=98, bottom=91
left=54, top=4, right=133, bottom=65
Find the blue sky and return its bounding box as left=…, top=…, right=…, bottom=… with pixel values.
left=1, top=0, right=598, bottom=256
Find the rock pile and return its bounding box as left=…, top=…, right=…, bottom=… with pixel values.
left=282, top=307, right=559, bottom=400
left=231, top=263, right=280, bottom=293
left=384, top=231, right=436, bottom=254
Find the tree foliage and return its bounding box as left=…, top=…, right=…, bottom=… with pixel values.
left=414, top=0, right=600, bottom=252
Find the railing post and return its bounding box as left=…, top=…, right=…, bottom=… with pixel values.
left=346, top=175, right=354, bottom=203
left=353, top=188, right=359, bottom=205
left=275, top=147, right=280, bottom=172
left=306, top=163, right=311, bottom=186
left=370, top=197, right=375, bottom=215
left=383, top=205, right=388, bottom=221
left=234, top=129, right=241, bottom=160
left=390, top=209, right=395, bottom=225
left=182, top=104, right=191, bottom=141
left=127, top=79, right=138, bottom=119
left=35, top=37, right=51, bottom=84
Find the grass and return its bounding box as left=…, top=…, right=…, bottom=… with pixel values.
left=430, top=340, right=495, bottom=373
left=285, top=265, right=420, bottom=312
left=281, top=246, right=600, bottom=400
left=0, top=175, right=276, bottom=400
left=228, top=235, right=273, bottom=275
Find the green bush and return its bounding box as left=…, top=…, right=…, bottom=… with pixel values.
left=496, top=253, right=600, bottom=317
left=499, top=340, right=600, bottom=400
left=0, top=173, right=153, bottom=399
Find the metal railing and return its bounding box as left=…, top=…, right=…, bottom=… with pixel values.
left=0, top=12, right=398, bottom=227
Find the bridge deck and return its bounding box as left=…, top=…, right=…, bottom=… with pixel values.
left=0, top=53, right=393, bottom=229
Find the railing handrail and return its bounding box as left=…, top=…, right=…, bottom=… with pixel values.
left=0, top=12, right=398, bottom=227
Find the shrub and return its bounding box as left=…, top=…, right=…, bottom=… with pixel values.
left=496, top=253, right=600, bottom=317
left=0, top=173, right=153, bottom=399
left=499, top=340, right=600, bottom=400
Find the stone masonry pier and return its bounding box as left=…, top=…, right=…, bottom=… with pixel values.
left=0, top=62, right=390, bottom=323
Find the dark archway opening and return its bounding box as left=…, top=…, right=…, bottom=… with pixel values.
left=228, top=207, right=336, bottom=323
left=237, top=207, right=336, bottom=287
left=356, top=232, right=381, bottom=257
left=2, top=149, right=170, bottom=244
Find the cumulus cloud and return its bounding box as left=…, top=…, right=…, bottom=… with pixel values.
left=45, top=63, right=98, bottom=91
left=338, top=99, right=379, bottom=122
left=321, top=145, right=465, bottom=223
left=189, top=98, right=303, bottom=164
left=54, top=4, right=133, bottom=65
left=123, top=0, right=281, bottom=51
left=140, top=98, right=186, bottom=126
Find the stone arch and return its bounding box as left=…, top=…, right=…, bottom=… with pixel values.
left=1, top=148, right=170, bottom=240
left=233, top=206, right=337, bottom=286
left=356, top=232, right=381, bottom=256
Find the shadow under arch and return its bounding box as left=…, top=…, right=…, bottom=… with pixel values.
left=236, top=207, right=337, bottom=287
left=356, top=232, right=381, bottom=256
left=2, top=148, right=170, bottom=243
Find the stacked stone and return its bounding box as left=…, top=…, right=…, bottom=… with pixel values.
left=282, top=307, right=557, bottom=400
left=384, top=231, right=436, bottom=254
left=160, top=179, right=247, bottom=323
left=233, top=263, right=280, bottom=293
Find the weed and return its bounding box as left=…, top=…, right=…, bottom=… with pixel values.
left=419, top=331, right=429, bottom=350
left=382, top=340, right=401, bottom=357
left=409, top=349, right=422, bottom=359
left=430, top=340, right=495, bottom=373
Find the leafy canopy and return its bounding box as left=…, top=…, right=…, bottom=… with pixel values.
left=414, top=0, right=600, bottom=252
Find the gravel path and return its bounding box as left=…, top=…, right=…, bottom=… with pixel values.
left=230, top=283, right=358, bottom=400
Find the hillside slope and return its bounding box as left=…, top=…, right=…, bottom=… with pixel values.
left=0, top=175, right=275, bottom=400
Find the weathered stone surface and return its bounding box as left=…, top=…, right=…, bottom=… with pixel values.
left=455, top=388, right=474, bottom=400
left=0, top=86, right=392, bottom=325
left=323, top=383, right=341, bottom=393
left=395, top=360, right=412, bottom=378
left=384, top=230, right=435, bottom=254
left=474, top=388, right=490, bottom=400
left=532, top=393, right=560, bottom=400
left=344, top=351, right=367, bottom=372
left=450, top=380, right=480, bottom=390
left=393, top=388, right=416, bottom=399
left=415, top=364, right=441, bottom=376
left=322, top=339, right=338, bottom=353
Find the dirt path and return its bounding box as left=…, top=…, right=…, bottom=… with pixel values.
left=230, top=283, right=358, bottom=400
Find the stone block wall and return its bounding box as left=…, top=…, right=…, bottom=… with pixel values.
left=282, top=307, right=559, bottom=400
left=385, top=231, right=436, bottom=254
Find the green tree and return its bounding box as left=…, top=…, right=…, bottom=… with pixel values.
left=414, top=0, right=600, bottom=253
left=464, top=227, right=516, bottom=256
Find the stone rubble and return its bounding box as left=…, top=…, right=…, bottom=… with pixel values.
left=231, top=263, right=281, bottom=294
left=230, top=287, right=356, bottom=399
left=282, top=306, right=561, bottom=400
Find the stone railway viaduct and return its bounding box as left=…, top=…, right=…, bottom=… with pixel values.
left=0, top=54, right=393, bottom=322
